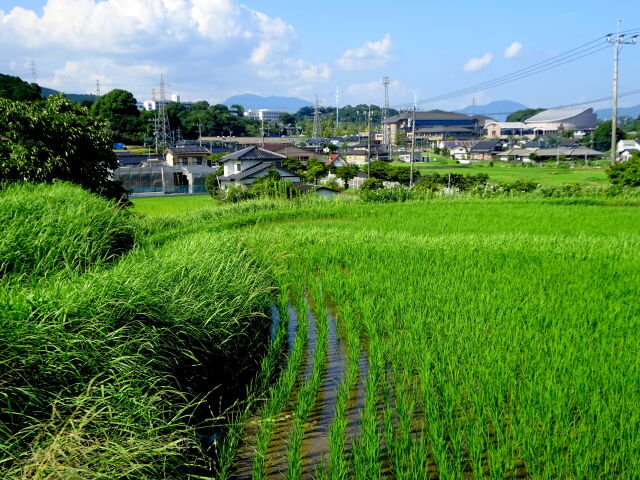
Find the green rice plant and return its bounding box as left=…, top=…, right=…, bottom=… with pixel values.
left=0, top=182, right=135, bottom=279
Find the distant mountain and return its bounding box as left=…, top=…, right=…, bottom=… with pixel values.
left=41, top=86, right=98, bottom=104
left=223, top=94, right=312, bottom=113
left=595, top=105, right=640, bottom=120
left=455, top=100, right=528, bottom=121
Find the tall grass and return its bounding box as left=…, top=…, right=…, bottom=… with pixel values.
left=0, top=182, right=135, bottom=279
left=0, top=232, right=276, bottom=479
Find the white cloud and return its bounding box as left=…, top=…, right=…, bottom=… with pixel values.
left=336, top=34, right=393, bottom=71
left=0, top=0, right=329, bottom=102
left=463, top=52, right=493, bottom=72
left=504, top=41, right=522, bottom=58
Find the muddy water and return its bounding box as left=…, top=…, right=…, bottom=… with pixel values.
left=299, top=310, right=346, bottom=478
left=232, top=305, right=299, bottom=480
left=263, top=305, right=318, bottom=478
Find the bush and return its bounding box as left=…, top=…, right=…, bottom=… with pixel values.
left=360, top=177, right=384, bottom=191
left=360, top=186, right=427, bottom=203
left=217, top=183, right=250, bottom=203
left=608, top=154, right=640, bottom=187
left=205, top=173, right=219, bottom=197
left=0, top=182, right=135, bottom=279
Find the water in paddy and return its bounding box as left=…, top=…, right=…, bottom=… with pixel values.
left=263, top=305, right=317, bottom=477
left=299, top=310, right=346, bottom=478
left=230, top=300, right=379, bottom=479
left=231, top=305, right=299, bottom=479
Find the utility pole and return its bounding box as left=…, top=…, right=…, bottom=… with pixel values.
left=367, top=105, right=372, bottom=176
left=606, top=20, right=637, bottom=165
left=96, top=79, right=101, bottom=98
left=381, top=76, right=390, bottom=154
left=410, top=102, right=416, bottom=187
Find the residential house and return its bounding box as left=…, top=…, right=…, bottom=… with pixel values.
left=468, top=140, right=503, bottom=161
left=165, top=146, right=210, bottom=166
left=218, top=146, right=300, bottom=187
left=617, top=139, right=640, bottom=162
left=262, top=143, right=323, bottom=161
left=325, top=154, right=349, bottom=168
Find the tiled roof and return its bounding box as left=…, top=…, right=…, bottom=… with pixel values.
left=166, top=146, right=210, bottom=155
left=222, top=162, right=300, bottom=181
left=221, top=146, right=287, bottom=161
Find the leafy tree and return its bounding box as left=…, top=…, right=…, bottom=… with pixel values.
left=370, top=160, right=391, bottom=180
left=283, top=157, right=305, bottom=175
left=361, top=177, right=384, bottom=191
left=335, top=165, right=360, bottom=189
left=395, top=130, right=407, bottom=147
left=91, top=89, right=141, bottom=143
left=0, top=95, right=128, bottom=202
left=0, top=73, right=41, bottom=101
left=506, top=108, right=545, bottom=122
left=582, top=120, right=624, bottom=152
left=607, top=152, right=640, bottom=187
left=305, top=158, right=328, bottom=184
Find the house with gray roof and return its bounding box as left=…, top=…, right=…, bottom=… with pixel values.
left=165, top=145, right=210, bottom=166
left=218, top=146, right=300, bottom=187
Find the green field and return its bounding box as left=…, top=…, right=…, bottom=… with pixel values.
left=3, top=186, right=639, bottom=479
left=221, top=198, right=640, bottom=479
left=131, top=194, right=216, bottom=215
left=399, top=163, right=610, bottom=186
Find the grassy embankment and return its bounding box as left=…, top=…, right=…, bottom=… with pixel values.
left=0, top=183, right=283, bottom=479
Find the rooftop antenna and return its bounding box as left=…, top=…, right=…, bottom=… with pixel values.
left=154, top=74, right=171, bottom=154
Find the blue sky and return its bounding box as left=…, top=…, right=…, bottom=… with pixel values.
left=1, top=0, right=639, bottom=111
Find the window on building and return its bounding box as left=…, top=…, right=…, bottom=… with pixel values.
left=236, top=163, right=242, bottom=172
left=178, top=157, right=188, bottom=165
left=195, top=158, right=203, bottom=165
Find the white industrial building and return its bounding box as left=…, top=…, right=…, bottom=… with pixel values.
left=244, top=109, right=284, bottom=123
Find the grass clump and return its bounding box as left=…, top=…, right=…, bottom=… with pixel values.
left=0, top=232, right=276, bottom=479
left=0, top=182, right=135, bottom=279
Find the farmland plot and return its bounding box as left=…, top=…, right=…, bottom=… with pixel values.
left=224, top=199, right=640, bottom=479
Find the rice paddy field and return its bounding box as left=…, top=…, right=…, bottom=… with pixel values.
left=214, top=198, right=640, bottom=479
left=409, top=164, right=610, bottom=186
left=3, top=184, right=640, bottom=479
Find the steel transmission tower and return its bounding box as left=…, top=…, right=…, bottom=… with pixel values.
left=154, top=74, right=171, bottom=154
left=335, top=84, right=340, bottom=131
left=312, top=94, right=320, bottom=139
left=30, top=60, right=38, bottom=84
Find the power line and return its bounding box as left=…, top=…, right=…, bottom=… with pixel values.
left=391, top=32, right=639, bottom=110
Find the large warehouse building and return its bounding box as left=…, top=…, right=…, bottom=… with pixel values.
left=523, top=107, right=597, bottom=136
